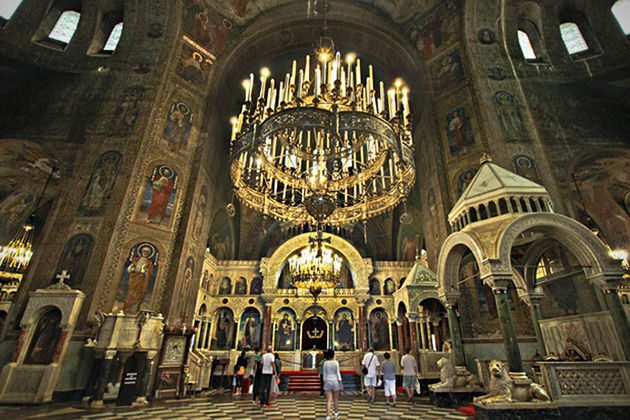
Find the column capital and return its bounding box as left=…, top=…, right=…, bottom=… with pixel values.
left=407, top=312, right=419, bottom=322
left=439, top=291, right=461, bottom=307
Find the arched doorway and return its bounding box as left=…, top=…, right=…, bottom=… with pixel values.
left=301, top=316, right=328, bottom=351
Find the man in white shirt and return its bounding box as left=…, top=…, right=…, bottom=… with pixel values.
left=361, top=347, right=380, bottom=403
left=259, top=346, right=277, bottom=407
left=400, top=348, right=418, bottom=402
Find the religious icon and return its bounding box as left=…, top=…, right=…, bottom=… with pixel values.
left=109, top=86, right=144, bottom=137
left=334, top=309, right=355, bottom=351
left=177, top=44, right=210, bottom=86
left=24, top=308, right=62, bottom=365
left=177, top=257, right=195, bottom=319
left=208, top=209, right=233, bottom=259
left=369, top=279, right=381, bottom=295
left=406, top=0, right=461, bottom=60
left=78, top=151, right=122, bottom=216
left=429, top=48, right=466, bottom=93
left=116, top=242, right=159, bottom=313
left=52, top=233, right=94, bottom=288
left=183, top=0, right=232, bottom=56
left=218, top=276, right=232, bottom=294
left=512, top=155, right=539, bottom=182
left=446, top=107, right=475, bottom=155
left=238, top=307, right=261, bottom=350
left=477, top=28, right=496, bottom=44
left=212, top=307, right=235, bottom=350
left=234, top=277, right=247, bottom=294
left=494, top=91, right=526, bottom=141
left=274, top=309, right=296, bottom=351
left=458, top=169, right=478, bottom=197
left=369, top=309, right=390, bottom=351
left=250, top=277, right=263, bottom=294
left=162, top=102, right=193, bottom=151
left=192, top=186, right=207, bottom=241
left=384, top=278, right=396, bottom=295
left=140, top=165, right=178, bottom=226
left=487, top=66, right=507, bottom=81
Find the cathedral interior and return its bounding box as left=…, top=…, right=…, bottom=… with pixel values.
left=0, top=0, right=630, bottom=419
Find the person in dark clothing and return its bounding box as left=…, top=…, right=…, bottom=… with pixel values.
left=252, top=348, right=262, bottom=402
left=234, top=350, right=247, bottom=396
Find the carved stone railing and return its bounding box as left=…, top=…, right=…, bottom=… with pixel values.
left=419, top=351, right=451, bottom=379
left=94, top=311, right=164, bottom=351
left=275, top=288, right=355, bottom=297
left=538, top=361, right=630, bottom=406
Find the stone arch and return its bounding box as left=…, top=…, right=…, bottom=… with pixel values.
left=437, top=231, right=486, bottom=301
left=261, top=232, right=372, bottom=293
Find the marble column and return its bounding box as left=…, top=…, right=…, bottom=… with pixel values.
left=491, top=278, right=523, bottom=372
left=408, top=313, right=420, bottom=363
left=91, top=350, right=117, bottom=407
left=403, top=318, right=411, bottom=351
left=136, top=350, right=158, bottom=403
left=358, top=306, right=367, bottom=351
left=263, top=305, right=272, bottom=348
left=603, top=287, right=630, bottom=361
left=419, top=316, right=428, bottom=350
left=396, top=318, right=405, bottom=352
left=445, top=304, right=466, bottom=367
left=527, top=292, right=546, bottom=355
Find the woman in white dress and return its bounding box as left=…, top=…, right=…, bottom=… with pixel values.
left=323, top=349, right=343, bottom=420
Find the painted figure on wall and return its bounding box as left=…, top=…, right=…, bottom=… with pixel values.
left=219, top=277, right=232, bottom=295
left=446, top=107, right=475, bottom=155
left=177, top=44, right=210, bottom=86
left=212, top=307, right=234, bottom=350
left=369, top=309, right=390, bottom=351
left=192, top=186, right=207, bottom=241
left=162, top=102, right=193, bottom=151
left=24, top=308, right=62, bottom=365
left=209, top=209, right=233, bottom=260
left=426, top=188, right=441, bottom=243
left=334, top=308, right=355, bottom=351
left=201, top=269, right=209, bottom=290
left=234, top=277, right=247, bottom=294
left=78, top=151, right=122, bottom=216
left=183, top=0, right=232, bottom=56
left=513, top=155, right=539, bottom=183
left=429, top=48, right=466, bottom=93
left=406, top=0, right=460, bottom=60
left=178, top=257, right=195, bottom=319
left=52, top=233, right=94, bottom=289
left=109, top=86, right=144, bottom=137
left=369, top=279, right=381, bottom=295
left=494, top=91, right=526, bottom=141
left=250, top=277, right=263, bottom=294
left=141, top=165, right=178, bottom=226
left=384, top=278, right=396, bottom=295
left=116, top=242, right=159, bottom=313
left=274, top=309, right=296, bottom=351
left=458, top=169, right=478, bottom=197
left=238, top=307, right=261, bottom=350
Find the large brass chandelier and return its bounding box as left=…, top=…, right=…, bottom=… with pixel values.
left=229, top=3, right=415, bottom=228
left=288, top=241, right=342, bottom=302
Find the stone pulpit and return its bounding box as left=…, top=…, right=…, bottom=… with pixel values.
left=0, top=279, right=84, bottom=403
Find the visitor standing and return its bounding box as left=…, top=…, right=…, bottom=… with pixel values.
left=323, top=349, right=343, bottom=420
left=318, top=353, right=326, bottom=398
left=361, top=347, right=380, bottom=403
left=380, top=352, right=397, bottom=406
left=401, top=348, right=418, bottom=402
left=233, top=350, right=247, bottom=396
left=271, top=353, right=282, bottom=399
left=259, top=346, right=277, bottom=407
left=251, top=348, right=262, bottom=403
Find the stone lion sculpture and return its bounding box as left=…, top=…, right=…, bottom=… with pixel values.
left=474, top=360, right=550, bottom=405
left=429, top=357, right=483, bottom=391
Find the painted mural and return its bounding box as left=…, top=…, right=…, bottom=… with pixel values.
left=512, top=155, right=539, bottom=183
left=426, top=187, right=441, bottom=243
left=429, top=48, right=466, bottom=94
left=274, top=308, right=297, bottom=351
left=334, top=308, right=355, bottom=351
left=369, top=279, right=381, bottom=295
left=192, top=185, right=207, bottom=241
left=234, top=277, right=247, bottom=294
left=162, top=102, right=193, bottom=151
left=212, top=307, right=235, bottom=350
left=177, top=43, right=212, bottom=86
left=218, top=276, right=232, bottom=294
left=177, top=256, right=195, bottom=320
left=250, top=277, right=262, bottom=294
left=397, top=205, right=423, bottom=261
left=572, top=150, right=630, bottom=252
left=406, top=0, right=461, bottom=60
left=369, top=308, right=390, bottom=351
left=384, top=278, right=396, bottom=295
left=209, top=209, right=233, bottom=260
left=139, top=165, right=178, bottom=226
left=494, top=91, right=526, bottom=141
left=237, top=307, right=261, bottom=350
left=109, top=86, right=144, bottom=137
left=457, top=169, right=478, bottom=197
left=116, top=242, right=160, bottom=313
left=446, top=107, right=475, bottom=155
left=78, top=151, right=122, bottom=216
left=52, top=233, right=94, bottom=289
left=183, top=0, right=232, bottom=57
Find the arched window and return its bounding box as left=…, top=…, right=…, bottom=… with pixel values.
left=518, top=30, right=537, bottom=59
left=0, top=0, right=22, bottom=20
left=613, top=0, right=630, bottom=35
left=103, top=22, right=123, bottom=52
left=48, top=10, right=81, bottom=44
left=560, top=22, right=589, bottom=54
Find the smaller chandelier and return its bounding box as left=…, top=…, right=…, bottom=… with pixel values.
left=288, top=243, right=342, bottom=302
left=0, top=224, right=34, bottom=282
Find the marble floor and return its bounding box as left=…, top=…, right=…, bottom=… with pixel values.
left=0, top=390, right=470, bottom=420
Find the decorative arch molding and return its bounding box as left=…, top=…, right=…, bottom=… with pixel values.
left=436, top=231, right=486, bottom=301
left=495, top=213, right=622, bottom=281
left=260, top=232, right=373, bottom=294
left=409, top=290, right=440, bottom=312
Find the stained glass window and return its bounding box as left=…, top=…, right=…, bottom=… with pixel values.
left=103, top=22, right=123, bottom=52
left=518, top=30, right=537, bottom=59
left=48, top=10, right=80, bottom=44
left=560, top=22, right=589, bottom=54
left=0, top=0, right=22, bottom=20
left=613, top=0, right=630, bottom=35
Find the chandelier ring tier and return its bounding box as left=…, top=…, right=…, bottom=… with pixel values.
left=230, top=52, right=416, bottom=227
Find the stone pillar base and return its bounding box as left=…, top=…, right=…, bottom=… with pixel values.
left=474, top=402, right=560, bottom=420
